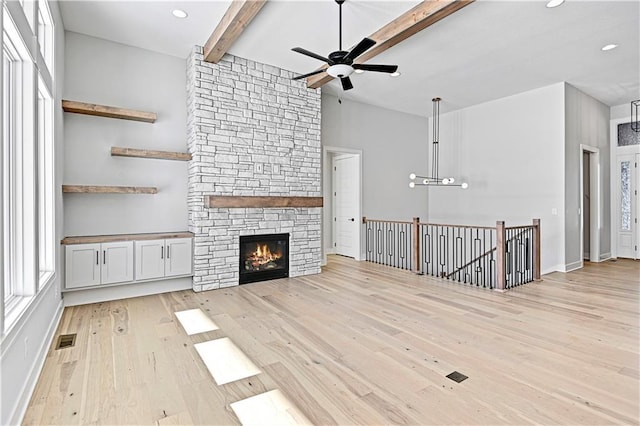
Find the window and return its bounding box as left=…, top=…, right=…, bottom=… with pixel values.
left=2, top=50, right=14, bottom=305
left=37, top=0, right=53, bottom=71
left=37, top=79, right=54, bottom=284
left=2, top=1, right=56, bottom=331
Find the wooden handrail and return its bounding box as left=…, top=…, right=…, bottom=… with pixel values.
left=418, top=222, right=496, bottom=230
left=362, top=217, right=412, bottom=225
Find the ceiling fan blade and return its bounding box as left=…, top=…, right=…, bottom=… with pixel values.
left=340, top=77, right=353, bottom=91
left=352, top=64, right=398, bottom=73
left=292, top=47, right=332, bottom=64
left=291, top=69, right=327, bottom=80
left=344, top=37, right=376, bottom=62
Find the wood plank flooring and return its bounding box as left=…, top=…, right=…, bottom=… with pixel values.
left=24, top=256, right=639, bottom=425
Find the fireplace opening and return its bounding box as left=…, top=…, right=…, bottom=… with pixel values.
left=239, top=233, right=289, bottom=284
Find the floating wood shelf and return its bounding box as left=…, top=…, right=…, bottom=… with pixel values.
left=62, top=185, right=158, bottom=194
left=111, top=146, right=191, bottom=161
left=62, top=231, right=193, bottom=245
left=62, top=100, right=157, bottom=123
left=207, top=195, right=323, bottom=208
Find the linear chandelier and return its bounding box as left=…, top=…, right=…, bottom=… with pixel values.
left=409, top=97, right=468, bottom=189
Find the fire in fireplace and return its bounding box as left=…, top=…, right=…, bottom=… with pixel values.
left=239, top=233, right=289, bottom=284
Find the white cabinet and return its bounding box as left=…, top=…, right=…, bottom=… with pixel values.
left=135, top=238, right=192, bottom=281
left=102, top=242, right=134, bottom=284
left=65, top=241, right=133, bottom=289
left=166, top=238, right=193, bottom=277
left=65, top=243, right=101, bottom=288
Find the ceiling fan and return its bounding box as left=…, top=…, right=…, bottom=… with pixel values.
left=291, top=0, right=399, bottom=91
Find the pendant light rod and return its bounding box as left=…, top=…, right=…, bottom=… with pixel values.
left=432, top=97, right=441, bottom=179
left=337, top=0, right=344, bottom=51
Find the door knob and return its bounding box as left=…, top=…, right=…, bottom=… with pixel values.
left=349, top=218, right=355, bottom=222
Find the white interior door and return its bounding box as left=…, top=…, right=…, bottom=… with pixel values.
left=616, top=154, right=638, bottom=259
left=333, top=155, right=358, bottom=258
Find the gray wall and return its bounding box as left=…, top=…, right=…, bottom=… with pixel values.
left=64, top=32, right=188, bottom=236
left=1, top=2, right=65, bottom=424
left=428, top=83, right=567, bottom=273
left=321, top=94, right=429, bottom=254
left=564, top=83, right=611, bottom=268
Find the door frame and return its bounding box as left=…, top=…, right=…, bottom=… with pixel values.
left=579, top=144, right=601, bottom=264
left=323, top=146, right=362, bottom=264
left=610, top=118, right=640, bottom=259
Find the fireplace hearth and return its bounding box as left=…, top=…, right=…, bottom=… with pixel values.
left=239, top=233, right=289, bottom=284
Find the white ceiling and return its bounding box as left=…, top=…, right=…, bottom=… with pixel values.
left=59, top=0, right=640, bottom=117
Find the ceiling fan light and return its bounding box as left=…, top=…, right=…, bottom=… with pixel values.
left=545, top=0, right=564, bottom=8
left=172, top=9, right=188, bottom=18
left=327, top=64, right=354, bottom=78
left=354, top=69, right=365, bottom=74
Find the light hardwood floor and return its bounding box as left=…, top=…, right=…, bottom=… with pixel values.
left=24, top=256, right=639, bottom=425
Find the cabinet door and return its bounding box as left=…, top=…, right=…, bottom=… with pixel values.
left=65, top=244, right=101, bottom=289
left=135, top=239, right=165, bottom=280
left=165, top=238, right=193, bottom=277
left=101, top=241, right=134, bottom=285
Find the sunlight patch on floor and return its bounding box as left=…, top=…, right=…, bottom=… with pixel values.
left=175, top=308, right=219, bottom=335
left=230, top=389, right=313, bottom=426
left=194, top=337, right=261, bottom=385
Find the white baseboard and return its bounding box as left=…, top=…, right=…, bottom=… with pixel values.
left=63, top=277, right=192, bottom=306
left=599, top=252, right=612, bottom=261
left=564, top=260, right=583, bottom=272
left=9, top=297, right=64, bottom=425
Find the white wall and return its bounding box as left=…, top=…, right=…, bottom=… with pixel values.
left=64, top=32, right=188, bottom=236
left=321, top=94, right=429, bottom=255
left=1, top=2, right=65, bottom=424
left=564, top=83, right=611, bottom=268
left=610, top=103, right=631, bottom=120
left=427, top=83, right=566, bottom=273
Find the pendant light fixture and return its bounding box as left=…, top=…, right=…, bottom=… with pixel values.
left=409, top=97, right=468, bottom=189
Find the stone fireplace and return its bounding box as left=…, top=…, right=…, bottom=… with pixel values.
left=186, top=47, right=322, bottom=291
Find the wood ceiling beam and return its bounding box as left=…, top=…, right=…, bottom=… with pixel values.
left=306, top=0, right=475, bottom=89
left=203, top=0, right=267, bottom=63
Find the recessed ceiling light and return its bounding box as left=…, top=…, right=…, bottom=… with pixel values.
left=545, top=0, right=564, bottom=8
left=390, top=71, right=401, bottom=77
left=172, top=9, right=188, bottom=18
left=601, top=44, right=618, bottom=51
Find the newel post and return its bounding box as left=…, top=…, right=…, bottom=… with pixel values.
left=413, top=217, right=421, bottom=274
left=533, top=218, right=541, bottom=281
left=496, top=221, right=506, bottom=291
